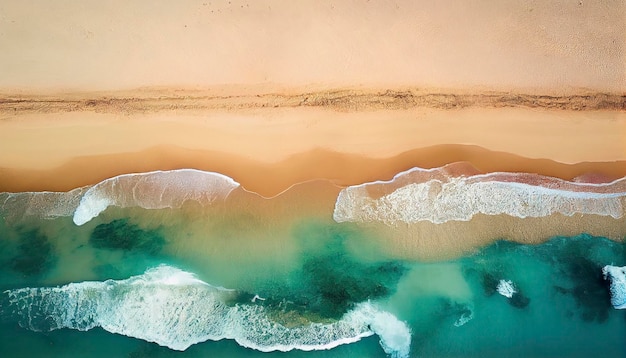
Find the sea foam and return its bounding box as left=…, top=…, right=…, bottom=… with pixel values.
left=0, top=187, right=88, bottom=223
left=496, top=280, right=517, bottom=298
left=2, top=265, right=411, bottom=357
left=603, top=265, right=626, bottom=309
left=72, top=170, right=240, bottom=225
left=334, top=166, right=626, bottom=225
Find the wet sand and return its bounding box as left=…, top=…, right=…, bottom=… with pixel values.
left=356, top=212, right=626, bottom=261
left=0, top=103, right=624, bottom=196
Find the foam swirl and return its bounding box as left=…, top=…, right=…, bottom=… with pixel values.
left=72, top=170, right=240, bottom=225
left=334, top=166, right=626, bottom=225
left=1, top=265, right=411, bottom=357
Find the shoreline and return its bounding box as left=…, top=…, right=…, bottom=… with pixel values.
left=1, top=89, right=624, bottom=260
left=1, top=99, right=624, bottom=196
left=3, top=165, right=624, bottom=262
left=1, top=144, right=626, bottom=197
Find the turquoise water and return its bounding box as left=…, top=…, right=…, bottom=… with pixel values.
left=1, top=205, right=625, bottom=357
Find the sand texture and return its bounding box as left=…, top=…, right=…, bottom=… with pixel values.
left=0, top=1, right=624, bottom=91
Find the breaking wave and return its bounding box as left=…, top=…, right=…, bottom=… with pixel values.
left=7, top=165, right=625, bottom=229
left=603, top=265, right=626, bottom=309
left=334, top=166, right=626, bottom=225
left=71, top=170, right=240, bottom=225
left=1, top=170, right=240, bottom=226
left=1, top=265, right=411, bottom=357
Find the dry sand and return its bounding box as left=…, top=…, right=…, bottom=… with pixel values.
left=0, top=1, right=624, bottom=91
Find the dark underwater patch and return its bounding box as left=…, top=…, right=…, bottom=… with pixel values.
left=437, top=299, right=474, bottom=325
left=481, top=272, right=499, bottom=297
left=509, top=291, right=530, bottom=309
left=477, top=271, right=530, bottom=309
left=554, top=255, right=612, bottom=323
left=284, top=222, right=407, bottom=319
left=543, top=234, right=625, bottom=323
left=301, top=254, right=405, bottom=318
left=10, top=229, right=55, bottom=276
left=90, top=219, right=165, bottom=255
left=463, top=240, right=532, bottom=310
left=128, top=340, right=170, bottom=358
left=467, top=234, right=623, bottom=321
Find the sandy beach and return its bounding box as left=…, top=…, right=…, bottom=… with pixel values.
left=1, top=1, right=624, bottom=91
left=1, top=95, right=624, bottom=261
left=2, top=3, right=626, bottom=356
left=0, top=0, right=624, bottom=257
left=1, top=0, right=624, bottom=192
left=0, top=100, right=625, bottom=196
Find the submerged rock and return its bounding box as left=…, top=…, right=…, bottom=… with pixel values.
left=602, top=265, right=626, bottom=309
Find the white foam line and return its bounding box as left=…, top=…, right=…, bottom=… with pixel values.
left=72, top=169, right=241, bottom=225
left=471, top=174, right=626, bottom=189
left=493, top=181, right=626, bottom=199
left=343, top=165, right=626, bottom=189
left=93, top=169, right=240, bottom=188
left=334, top=173, right=626, bottom=225
left=0, top=186, right=92, bottom=199
left=0, top=187, right=90, bottom=222
left=3, top=265, right=412, bottom=357
left=336, top=166, right=433, bottom=190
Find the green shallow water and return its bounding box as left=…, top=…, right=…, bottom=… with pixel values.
left=1, top=205, right=625, bottom=357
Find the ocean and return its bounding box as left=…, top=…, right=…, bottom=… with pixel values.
left=1, top=169, right=625, bottom=357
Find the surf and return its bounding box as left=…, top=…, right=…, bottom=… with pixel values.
left=2, top=265, right=411, bottom=357
left=333, top=164, right=626, bottom=225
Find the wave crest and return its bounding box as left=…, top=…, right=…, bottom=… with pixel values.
left=334, top=166, right=626, bottom=225
left=2, top=265, right=411, bottom=357
left=72, top=170, right=240, bottom=225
